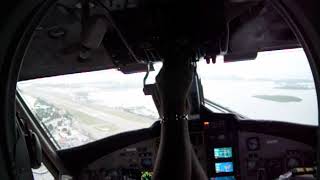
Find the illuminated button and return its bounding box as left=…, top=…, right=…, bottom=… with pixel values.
left=305, top=167, right=313, bottom=172
left=294, top=168, right=305, bottom=173
left=217, top=135, right=225, bottom=140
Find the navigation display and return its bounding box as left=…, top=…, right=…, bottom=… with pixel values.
left=214, top=147, right=232, bottom=159
left=215, top=162, right=234, bottom=173
left=209, top=176, right=235, bottom=180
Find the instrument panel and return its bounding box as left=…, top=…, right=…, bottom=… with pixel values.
left=80, top=132, right=209, bottom=179
left=77, top=115, right=316, bottom=180
left=238, top=132, right=315, bottom=180
left=83, top=139, right=156, bottom=179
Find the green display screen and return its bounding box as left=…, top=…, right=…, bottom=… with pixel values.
left=214, top=147, right=232, bottom=159
left=141, top=171, right=152, bottom=180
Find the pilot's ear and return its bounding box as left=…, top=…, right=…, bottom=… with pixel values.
left=155, top=69, right=164, bottom=117
left=186, top=97, right=192, bottom=115
left=155, top=84, right=164, bottom=118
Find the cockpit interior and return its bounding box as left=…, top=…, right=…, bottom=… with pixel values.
left=0, top=0, right=319, bottom=180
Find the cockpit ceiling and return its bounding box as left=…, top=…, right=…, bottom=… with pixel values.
left=19, top=0, right=299, bottom=81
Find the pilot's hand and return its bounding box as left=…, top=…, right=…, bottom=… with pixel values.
left=156, top=59, right=193, bottom=117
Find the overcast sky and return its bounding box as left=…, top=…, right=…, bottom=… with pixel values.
left=198, top=48, right=314, bottom=81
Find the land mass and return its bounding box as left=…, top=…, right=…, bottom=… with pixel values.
left=274, top=85, right=314, bottom=90
left=253, top=95, right=302, bottom=103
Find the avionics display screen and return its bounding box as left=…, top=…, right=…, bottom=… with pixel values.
left=209, top=176, right=235, bottom=180
left=141, top=171, right=152, bottom=180
left=214, top=147, right=232, bottom=159
left=215, top=162, right=234, bottom=173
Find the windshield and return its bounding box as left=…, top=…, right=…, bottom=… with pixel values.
left=198, top=48, right=318, bottom=126
left=17, top=48, right=318, bottom=149
left=17, top=64, right=161, bottom=149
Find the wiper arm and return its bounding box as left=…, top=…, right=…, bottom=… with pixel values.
left=204, top=98, right=247, bottom=119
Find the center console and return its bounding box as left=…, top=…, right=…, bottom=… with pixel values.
left=201, top=112, right=240, bottom=180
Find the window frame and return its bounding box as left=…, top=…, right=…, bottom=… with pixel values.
left=16, top=92, right=59, bottom=150
left=16, top=92, right=70, bottom=178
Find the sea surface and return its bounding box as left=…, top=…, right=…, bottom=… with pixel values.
left=201, top=79, right=318, bottom=126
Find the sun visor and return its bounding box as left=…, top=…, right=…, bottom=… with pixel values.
left=18, top=4, right=118, bottom=81
left=226, top=2, right=300, bottom=55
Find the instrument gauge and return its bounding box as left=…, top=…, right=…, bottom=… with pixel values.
left=286, top=157, right=301, bottom=169
left=246, top=137, right=260, bottom=151
left=247, top=160, right=258, bottom=171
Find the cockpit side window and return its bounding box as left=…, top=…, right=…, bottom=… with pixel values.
left=17, top=64, right=162, bottom=150
left=197, top=48, right=318, bottom=126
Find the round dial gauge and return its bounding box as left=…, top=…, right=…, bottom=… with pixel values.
left=246, top=137, right=260, bottom=151
left=287, top=157, right=301, bottom=169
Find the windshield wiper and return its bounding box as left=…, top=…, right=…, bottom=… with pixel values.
left=204, top=98, right=247, bottom=119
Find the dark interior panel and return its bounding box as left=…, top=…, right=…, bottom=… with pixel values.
left=238, top=132, right=315, bottom=180
left=56, top=110, right=317, bottom=179
left=19, top=0, right=299, bottom=81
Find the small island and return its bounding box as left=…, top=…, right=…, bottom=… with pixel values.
left=253, top=95, right=302, bottom=103
left=274, top=85, right=315, bottom=90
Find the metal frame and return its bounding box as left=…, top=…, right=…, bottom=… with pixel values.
left=16, top=92, right=69, bottom=179
left=270, top=0, right=320, bottom=178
